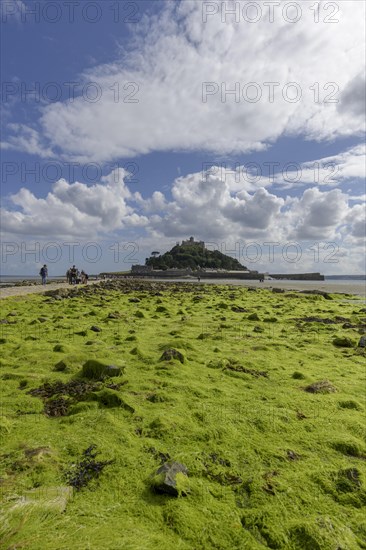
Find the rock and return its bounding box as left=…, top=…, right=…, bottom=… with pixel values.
left=105, top=365, right=122, bottom=377
left=358, top=336, right=366, bottom=348
left=82, top=360, right=122, bottom=380
left=159, top=348, right=185, bottom=364
left=156, top=306, right=168, bottom=313
left=54, top=360, right=68, bottom=372
left=299, top=290, right=332, bottom=299
left=231, top=306, right=248, bottom=313
left=333, top=336, right=354, bottom=348
left=90, top=326, right=102, bottom=332
left=53, top=344, right=66, bottom=352
left=91, top=388, right=124, bottom=408
left=129, top=297, right=140, bottom=303
left=44, top=288, right=69, bottom=298
left=272, top=288, right=285, bottom=293
left=107, top=312, right=120, bottom=319
left=287, top=450, right=300, bottom=461
left=38, top=317, right=48, bottom=323
left=150, top=461, right=189, bottom=496
left=304, top=380, right=337, bottom=394
left=248, top=313, right=260, bottom=321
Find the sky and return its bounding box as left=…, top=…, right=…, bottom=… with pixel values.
left=1, top=0, right=365, bottom=276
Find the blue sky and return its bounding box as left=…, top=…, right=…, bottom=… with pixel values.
left=1, top=0, right=365, bottom=275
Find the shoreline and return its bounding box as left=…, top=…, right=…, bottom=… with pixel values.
left=1, top=277, right=365, bottom=299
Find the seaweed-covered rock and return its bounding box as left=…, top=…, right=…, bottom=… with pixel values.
left=90, top=325, right=102, bottom=333
left=150, top=461, right=189, bottom=496
left=81, top=360, right=122, bottom=380
left=248, top=313, right=260, bottom=321
left=107, top=312, right=120, bottom=319
left=44, top=288, right=69, bottom=298
left=333, top=336, right=354, bottom=348
left=54, top=360, right=68, bottom=372
left=53, top=344, right=66, bottom=352
left=91, top=388, right=123, bottom=408
left=159, top=348, right=185, bottom=364
left=304, top=380, right=336, bottom=394
left=358, top=336, right=366, bottom=348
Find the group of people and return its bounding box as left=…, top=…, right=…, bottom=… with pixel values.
left=39, top=265, right=90, bottom=286
left=66, top=266, right=89, bottom=285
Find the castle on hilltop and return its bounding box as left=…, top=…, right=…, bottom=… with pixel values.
left=181, top=236, right=205, bottom=248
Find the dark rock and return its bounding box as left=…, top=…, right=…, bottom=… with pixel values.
left=38, top=317, right=48, bottom=323
left=53, top=344, right=66, bottom=352
left=82, top=360, right=122, bottom=380
left=90, top=326, right=102, bottom=333
left=333, top=336, right=354, bottom=348
left=54, top=360, right=68, bottom=372
left=129, top=298, right=140, bottom=303
left=299, top=290, right=332, bottom=299
left=272, top=288, right=285, bottom=293
left=304, top=380, right=336, bottom=394
left=107, top=313, right=120, bottom=319
left=336, top=468, right=362, bottom=492
left=287, top=450, right=300, bottom=461
left=231, top=306, right=248, bottom=313
left=151, top=461, right=189, bottom=496
left=44, top=288, right=69, bottom=298
left=296, top=316, right=344, bottom=325
left=105, top=365, right=122, bottom=377
left=358, top=336, right=366, bottom=348
left=248, top=313, right=260, bottom=321
left=159, top=348, right=185, bottom=364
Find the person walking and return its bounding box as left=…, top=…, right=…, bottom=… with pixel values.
left=40, top=264, right=48, bottom=285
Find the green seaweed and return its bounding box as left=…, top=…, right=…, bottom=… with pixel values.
left=0, top=281, right=365, bottom=549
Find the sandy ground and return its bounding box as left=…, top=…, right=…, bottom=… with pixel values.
left=1, top=278, right=365, bottom=299
left=0, top=281, right=97, bottom=299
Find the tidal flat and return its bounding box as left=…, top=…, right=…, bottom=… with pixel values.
left=1, top=280, right=365, bottom=549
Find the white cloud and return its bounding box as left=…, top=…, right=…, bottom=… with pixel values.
left=1, top=124, right=54, bottom=158
left=3, top=0, right=365, bottom=162
left=1, top=168, right=148, bottom=239
left=287, top=188, right=349, bottom=240
left=271, top=143, right=366, bottom=189
left=1, top=162, right=364, bottom=273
